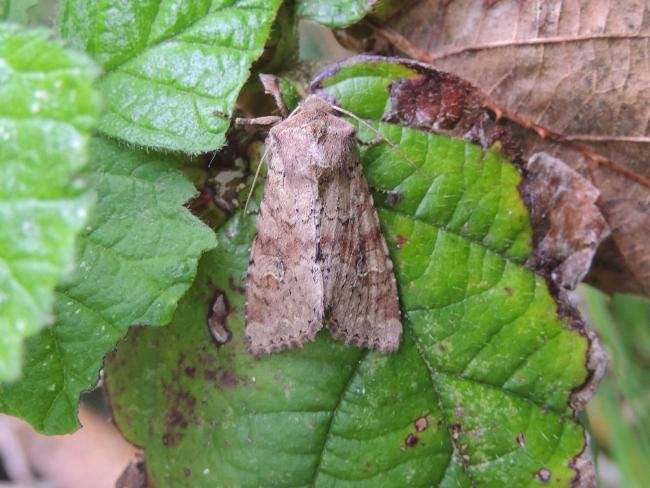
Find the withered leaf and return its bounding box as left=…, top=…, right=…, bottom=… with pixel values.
left=340, top=0, right=650, bottom=297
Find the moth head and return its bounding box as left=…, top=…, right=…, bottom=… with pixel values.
left=271, top=117, right=356, bottom=178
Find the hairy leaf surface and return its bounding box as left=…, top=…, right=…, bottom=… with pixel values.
left=0, top=24, right=99, bottom=381
left=59, top=0, right=283, bottom=153
left=0, top=138, right=216, bottom=432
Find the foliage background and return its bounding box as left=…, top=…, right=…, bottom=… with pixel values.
left=0, top=1, right=648, bottom=487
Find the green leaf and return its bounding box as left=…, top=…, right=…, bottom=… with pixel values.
left=581, top=287, right=650, bottom=488
left=0, top=0, right=38, bottom=22
left=59, top=0, right=283, bottom=153
left=106, top=79, right=593, bottom=484
left=0, top=137, right=217, bottom=433
left=277, top=77, right=301, bottom=112
left=0, top=24, right=100, bottom=381
left=297, top=0, right=376, bottom=28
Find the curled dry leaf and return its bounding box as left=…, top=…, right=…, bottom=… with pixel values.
left=570, top=442, right=598, bottom=488
left=338, top=0, right=650, bottom=297
left=521, top=153, right=610, bottom=291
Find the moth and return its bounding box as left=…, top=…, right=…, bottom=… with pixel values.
left=245, top=95, right=402, bottom=355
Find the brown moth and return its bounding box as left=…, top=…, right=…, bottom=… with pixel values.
left=245, top=95, right=402, bottom=355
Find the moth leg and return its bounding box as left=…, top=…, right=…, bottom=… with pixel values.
left=235, top=115, right=283, bottom=132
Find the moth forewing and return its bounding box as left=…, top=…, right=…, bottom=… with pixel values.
left=245, top=95, right=402, bottom=355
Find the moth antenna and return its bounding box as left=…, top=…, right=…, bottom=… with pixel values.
left=243, top=145, right=269, bottom=215
left=329, top=103, right=424, bottom=177
left=207, top=148, right=218, bottom=168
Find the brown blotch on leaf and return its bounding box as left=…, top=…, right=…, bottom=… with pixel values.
left=535, top=467, right=552, bottom=483
left=162, top=385, right=197, bottom=447
left=386, top=72, right=480, bottom=132
left=395, top=235, right=409, bottom=249
left=203, top=367, right=241, bottom=389
left=414, top=414, right=429, bottom=432
left=163, top=410, right=187, bottom=446
left=183, top=467, right=191, bottom=478
left=218, top=369, right=239, bottom=388
left=208, top=291, right=232, bottom=346
left=404, top=433, right=419, bottom=448
left=516, top=432, right=526, bottom=448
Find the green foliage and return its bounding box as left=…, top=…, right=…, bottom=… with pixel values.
left=59, top=0, right=283, bottom=153
left=0, top=23, right=100, bottom=381
left=0, top=0, right=38, bottom=22
left=297, top=0, right=375, bottom=27
left=277, top=76, right=302, bottom=112
left=0, top=138, right=216, bottom=433
left=106, top=112, right=590, bottom=485
left=1, top=4, right=602, bottom=486
left=582, top=288, right=650, bottom=488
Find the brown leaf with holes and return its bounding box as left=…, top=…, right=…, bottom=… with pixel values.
left=340, top=0, right=650, bottom=296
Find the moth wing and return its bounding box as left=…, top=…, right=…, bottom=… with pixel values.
left=246, top=181, right=324, bottom=355
left=323, top=165, right=402, bottom=352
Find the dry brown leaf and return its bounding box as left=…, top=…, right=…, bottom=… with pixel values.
left=339, top=0, right=650, bottom=296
